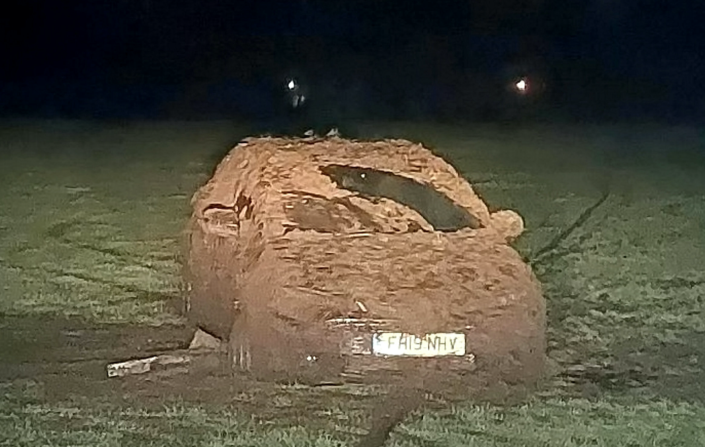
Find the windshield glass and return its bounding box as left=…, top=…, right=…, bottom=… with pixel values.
left=320, top=164, right=481, bottom=232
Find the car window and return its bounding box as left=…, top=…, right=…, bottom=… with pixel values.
left=320, top=164, right=481, bottom=232
left=282, top=192, right=383, bottom=233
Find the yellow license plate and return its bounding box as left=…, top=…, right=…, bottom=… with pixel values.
left=372, top=332, right=465, bottom=357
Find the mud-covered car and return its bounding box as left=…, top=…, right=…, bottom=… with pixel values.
left=184, top=136, right=546, bottom=390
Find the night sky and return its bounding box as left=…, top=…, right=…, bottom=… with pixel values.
left=1, top=0, right=703, bottom=124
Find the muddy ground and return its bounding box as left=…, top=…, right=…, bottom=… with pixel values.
left=0, top=314, right=537, bottom=406
left=0, top=315, right=492, bottom=447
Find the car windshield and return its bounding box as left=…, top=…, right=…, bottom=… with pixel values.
left=319, top=164, right=481, bottom=232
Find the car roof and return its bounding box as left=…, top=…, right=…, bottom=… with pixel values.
left=192, top=137, right=493, bottom=235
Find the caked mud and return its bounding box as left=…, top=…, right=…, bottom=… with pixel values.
left=184, top=136, right=547, bottom=392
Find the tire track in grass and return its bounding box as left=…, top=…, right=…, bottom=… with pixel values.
left=531, top=191, right=611, bottom=267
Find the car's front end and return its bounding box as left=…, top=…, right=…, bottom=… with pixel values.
left=226, top=226, right=544, bottom=389
left=185, top=136, right=546, bottom=392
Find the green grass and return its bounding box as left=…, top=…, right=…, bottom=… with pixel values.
left=1, top=119, right=705, bottom=445
left=0, top=120, right=246, bottom=324
left=1, top=380, right=704, bottom=447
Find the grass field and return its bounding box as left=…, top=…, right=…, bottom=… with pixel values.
left=1, top=119, right=704, bottom=446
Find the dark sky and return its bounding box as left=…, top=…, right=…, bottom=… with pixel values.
left=1, top=0, right=703, bottom=122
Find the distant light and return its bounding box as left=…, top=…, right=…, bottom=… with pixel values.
left=287, top=79, right=296, bottom=90
left=515, top=78, right=528, bottom=92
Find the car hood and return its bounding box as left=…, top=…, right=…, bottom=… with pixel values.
left=255, top=229, right=541, bottom=335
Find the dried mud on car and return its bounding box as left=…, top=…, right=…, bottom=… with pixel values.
left=184, top=136, right=546, bottom=393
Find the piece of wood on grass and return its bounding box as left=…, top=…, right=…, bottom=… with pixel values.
left=107, top=353, right=191, bottom=378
